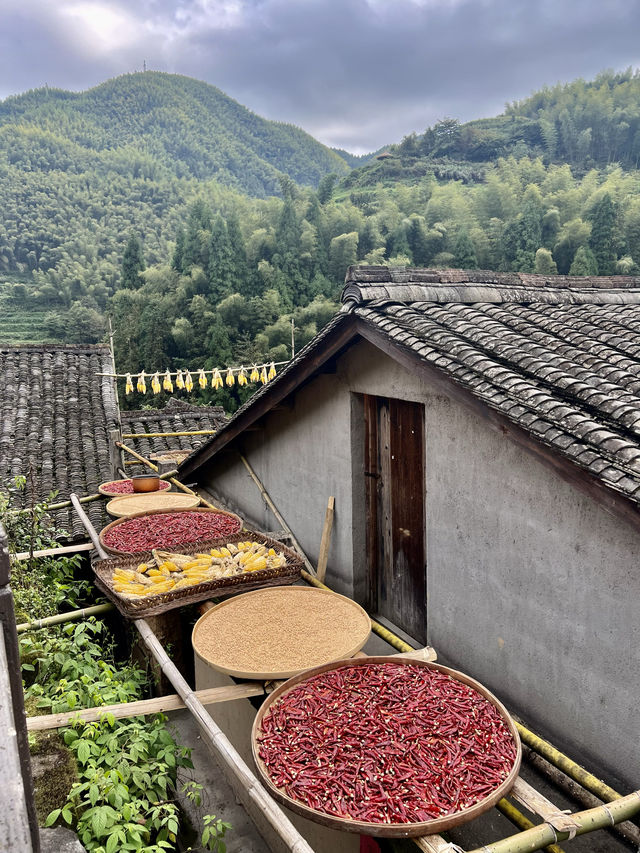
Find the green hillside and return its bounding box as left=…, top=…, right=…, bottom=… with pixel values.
left=345, top=68, right=640, bottom=189
left=0, top=72, right=349, bottom=193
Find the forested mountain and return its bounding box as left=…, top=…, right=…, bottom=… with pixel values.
left=3, top=68, right=640, bottom=413
left=0, top=72, right=349, bottom=193
left=357, top=68, right=640, bottom=184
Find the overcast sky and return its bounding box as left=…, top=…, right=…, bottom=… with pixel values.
left=1, top=0, right=640, bottom=153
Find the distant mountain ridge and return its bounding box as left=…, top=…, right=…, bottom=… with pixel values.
left=0, top=71, right=350, bottom=195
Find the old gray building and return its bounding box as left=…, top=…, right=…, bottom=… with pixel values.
left=180, top=266, right=640, bottom=793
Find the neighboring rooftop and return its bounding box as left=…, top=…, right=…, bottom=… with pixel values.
left=120, top=398, right=226, bottom=473
left=0, top=344, right=119, bottom=540
left=181, top=267, right=640, bottom=516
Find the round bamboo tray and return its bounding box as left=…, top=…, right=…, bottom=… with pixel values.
left=251, top=656, right=521, bottom=838
left=105, top=492, right=201, bottom=518
left=98, top=479, right=171, bottom=497
left=99, top=506, right=243, bottom=555
left=193, top=587, right=371, bottom=680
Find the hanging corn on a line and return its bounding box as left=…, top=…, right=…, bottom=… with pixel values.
left=115, top=362, right=281, bottom=396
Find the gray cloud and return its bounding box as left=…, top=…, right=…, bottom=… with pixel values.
left=2, top=0, right=640, bottom=152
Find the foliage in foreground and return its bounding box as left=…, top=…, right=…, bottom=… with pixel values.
left=23, top=619, right=193, bottom=852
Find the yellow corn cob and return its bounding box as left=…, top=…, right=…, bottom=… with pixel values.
left=151, top=372, right=161, bottom=394
left=175, top=369, right=185, bottom=389
left=250, top=365, right=260, bottom=382
left=163, top=370, right=174, bottom=392
left=184, top=370, right=194, bottom=392
left=125, top=373, right=134, bottom=395
left=245, top=556, right=268, bottom=572
left=137, top=371, right=147, bottom=394
left=260, top=366, right=268, bottom=384
left=268, top=362, right=277, bottom=380
left=226, top=368, right=235, bottom=386
left=237, top=367, right=248, bottom=386
left=199, top=369, right=208, bottom=389
left=212, top=368, right=223, bottom=390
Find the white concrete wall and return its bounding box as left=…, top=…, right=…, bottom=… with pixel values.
left=198, top=339, right=640, bottom=789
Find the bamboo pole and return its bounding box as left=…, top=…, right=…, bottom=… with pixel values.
left=17, top=603, right=114, bottom=634
left=514, top=720, right=623, bottom=804
left=520, top=744, right=640, bottom=847
left=11, top=542, right=95, bottom=561
left=494, top=800, right=565, bottom=853
left=70, top=495, right=108, bottom=559
left=26, top=682, right=265, bottom=730
left=238, top=453, right=317, bottom=576
left=468, top=791, right=640, bottom=853
left=121, top=430, right=217, bottom=439
left=316, top=496, right=334, bottom=584
left=134, top=618, right=314, bottom=853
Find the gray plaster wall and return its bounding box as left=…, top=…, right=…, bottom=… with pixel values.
left=200, top=372, right=356, bottom=597
left=198, top=338, right=640, bottom=789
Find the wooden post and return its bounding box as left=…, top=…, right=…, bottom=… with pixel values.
left=316, top=496, right=335, bottom=584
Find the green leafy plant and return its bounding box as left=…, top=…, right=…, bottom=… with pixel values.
left=201, top=815, right=232, bottom=853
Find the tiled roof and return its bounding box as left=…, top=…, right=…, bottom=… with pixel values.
left=180, top=267, right=640, bottom=510
left=0, top=344, right=119, bottom=541
left=120, top=398, right=226, bottom=473
left=347, top=267, right=640, bottom=507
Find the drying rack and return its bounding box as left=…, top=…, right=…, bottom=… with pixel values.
left=64, top=478, right=640, bottom=853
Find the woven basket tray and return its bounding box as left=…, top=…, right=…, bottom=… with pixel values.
left=99, top=506, right=243, bottom=555
left=92, top=532, right=303, bottom=619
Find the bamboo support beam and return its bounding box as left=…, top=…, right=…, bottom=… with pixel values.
left=122, top=430, right=218, bottom=439
left=11, top=542, right=95, bottom=562
left=238, top=453, right=316, bottom=576
left=70, top=494, right=108, bottom=559
left=26, top=682, right=265, bottom=731
left=17, top=603, right=114, bottom=634
left=513, top=720, right=623, bottom=805
left=469, top=791, right=640, bottom=853
left=520, top=744, right=640, bottom=847
left=495, top=798, right=566, bottom=853
left=134, top=618, right=314, bottom=853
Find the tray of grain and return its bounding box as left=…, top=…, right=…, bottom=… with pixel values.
left=92, top=533, right=304, bottom=619
left=105, top=492, right=200, bottom=518
left=251, top=656, right=521, bottom=837
left=192, top=586, right=372, bottom=680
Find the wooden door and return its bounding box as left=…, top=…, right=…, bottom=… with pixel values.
left=364, top=395, right=426, bottom=643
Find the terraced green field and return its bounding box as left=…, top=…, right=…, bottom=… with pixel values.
left=0, top=303, right=63, bottom=344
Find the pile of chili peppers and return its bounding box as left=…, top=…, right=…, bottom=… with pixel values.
left=101, top=479, right=171, bottom=495
left=102, top=510, right=241, bottom=552
left=257, top=662, right=517, bottom=825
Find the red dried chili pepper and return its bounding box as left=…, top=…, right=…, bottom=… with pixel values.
left=102, top=510, right=241, bottom=552
left=257, top=662, right=516, bottom=825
